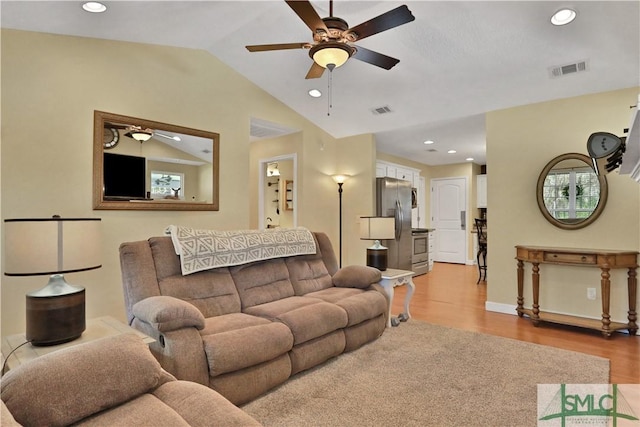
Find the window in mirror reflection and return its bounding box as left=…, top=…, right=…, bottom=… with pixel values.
left=151, top=171, right=183, bottom=200
left=542, top=166, right=600, bottom=220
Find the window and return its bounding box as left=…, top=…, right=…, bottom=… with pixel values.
left=542, top=167, right=600, bottom=220
left=150, top=171, right=183, bottom=200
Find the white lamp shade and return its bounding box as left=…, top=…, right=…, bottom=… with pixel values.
left=332, top=174, right=350, bottom=184
left=4, top=218, right=101, bottom=276
left=360, top=217, right=395, bottom=240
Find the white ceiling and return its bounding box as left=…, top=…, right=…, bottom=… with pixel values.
left=2, top=1, right=639, bottom=166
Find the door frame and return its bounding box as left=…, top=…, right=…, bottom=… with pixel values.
left=258, top=153, right=298, bottom=230
left=430, top=176, right=470, bottom=265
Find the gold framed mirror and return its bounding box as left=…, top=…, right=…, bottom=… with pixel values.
left=93, top=111, right=219, bottom=211
left=536, top=153, right=607, bottom=230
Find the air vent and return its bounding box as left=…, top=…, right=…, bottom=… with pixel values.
left=426, top=148, right=437, bottom=152
left=371, top=105, right=393, bottom=115
left=548, top=60, right=589, bottom=78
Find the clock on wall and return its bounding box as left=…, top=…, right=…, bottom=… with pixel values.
left=103, top=127, right=120, bottom=149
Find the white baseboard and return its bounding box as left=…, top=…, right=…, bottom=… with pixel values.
left=484, top=301, right=640, bottom=335
left=485, top=301, right=517, bottom=315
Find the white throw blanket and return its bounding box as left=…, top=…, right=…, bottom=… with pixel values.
left=166, top=225, right=317, bottom=275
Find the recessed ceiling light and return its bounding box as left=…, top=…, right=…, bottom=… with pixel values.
left=82, top=2, right=107, bottom=13
left=466, top=157, right=474, bottom=161
left=447, top=149, right=457, bottom=154
left=551, top=8, right=576, bottom=26
left=308, top=89, right=322, bottom=98
left=423, top=140, right=435, bottom=145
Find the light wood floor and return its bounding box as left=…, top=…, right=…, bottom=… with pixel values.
left=390, top=262, right=640, bottom=384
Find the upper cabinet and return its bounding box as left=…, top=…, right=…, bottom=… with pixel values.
left=477, top=174, right=487, bottom=208
left=377, top=160, right=420, bottom=187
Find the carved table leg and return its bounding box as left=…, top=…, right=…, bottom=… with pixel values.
left=628, top=267, right=638, bottom=335
left=600, top=267, right=611, bottom=336
left=517, top=260, right=524, bottom=317
left=532, top=262, right=540, bottom=326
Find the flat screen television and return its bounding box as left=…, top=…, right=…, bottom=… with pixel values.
left=103, top=152, right=146, bottom=200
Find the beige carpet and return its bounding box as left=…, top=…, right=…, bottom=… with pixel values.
left=242, top=320, right=609, bottom=427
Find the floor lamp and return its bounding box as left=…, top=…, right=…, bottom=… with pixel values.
left=331, top=174, right=350, bottom=267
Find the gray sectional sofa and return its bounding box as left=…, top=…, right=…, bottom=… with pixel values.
left=119, top=231, right=389, bottom=405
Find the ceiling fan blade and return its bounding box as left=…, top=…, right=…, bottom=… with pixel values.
left=285, top=0, right=329, bottom=34
left=352, top=46, right=400, bottom=70
left=246, top=42, right=310, bottom=52
left=346, top=5, right=415, bottom=42
left=104, top=122, right=128, bottom=129
left=305, top=62, right=325, bottom=79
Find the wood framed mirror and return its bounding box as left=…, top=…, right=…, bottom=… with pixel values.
left=536, top=153, right=607, bottom=230
left=93, top=111, right=219, bottom=211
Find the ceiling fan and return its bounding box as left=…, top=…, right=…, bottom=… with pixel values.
left=105, top=122, right=181, bottom=143
left=246, top=0, right=415, bottom=79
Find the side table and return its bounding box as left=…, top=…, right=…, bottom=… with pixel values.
left=379, top=268, right=416, bottom=327
left=1, top=315, right=154, bottom=373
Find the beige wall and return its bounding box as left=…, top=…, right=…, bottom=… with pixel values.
left=486, top=87, right=640, bottom=324
left=0, top=30, right=377, bottom=336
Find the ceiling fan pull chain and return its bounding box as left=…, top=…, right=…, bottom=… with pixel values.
left=327, top=63, right=335, bottom=116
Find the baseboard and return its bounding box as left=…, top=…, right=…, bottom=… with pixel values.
left=485, top=301, right=517, bottom=315
left=485, top=301, right=640, bottom=336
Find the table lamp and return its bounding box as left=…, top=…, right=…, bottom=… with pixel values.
left=360, top=216, right=395, bottom=271
left=3, top=216, right=101, bottom=346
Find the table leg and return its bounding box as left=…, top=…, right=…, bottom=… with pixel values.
left=402, top=277, right=415, bottom=321
left=627, top=267, right=638, bottom=335
left=380, top=282, right=394, bottom=328
left=600, top=267, right=611, bottom=336
left=517, top=259, right=524, bottom=316
left=532, top=262, right=540, bottom=326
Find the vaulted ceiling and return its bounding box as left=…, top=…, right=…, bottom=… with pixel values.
left=2, top=1, right=638, bottom=165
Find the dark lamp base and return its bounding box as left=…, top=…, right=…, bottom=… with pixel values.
left=26, top=290, right=86, bottom=346
left=366, top=248, right=388, bottom=271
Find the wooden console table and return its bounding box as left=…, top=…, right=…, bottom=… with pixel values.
left=515, top=245, right=638, bottom=337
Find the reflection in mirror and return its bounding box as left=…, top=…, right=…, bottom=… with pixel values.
left=536, top=153, right=607, bottom=230
left=93, top=111, right=219, bottom=211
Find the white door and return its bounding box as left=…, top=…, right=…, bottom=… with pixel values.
left=431, top=177, right=467, bottom=264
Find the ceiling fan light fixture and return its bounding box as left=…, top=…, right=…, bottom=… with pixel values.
left=125, top=128, right=153, bottom=142
left=310, top=43, right=353, bottom=69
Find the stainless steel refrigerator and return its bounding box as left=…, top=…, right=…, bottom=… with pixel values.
left=376, top=177, right=412, bottom=271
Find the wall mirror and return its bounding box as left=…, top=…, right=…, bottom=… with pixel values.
left=93, top=111, right=219, bottom=211
left=536, top=153, right=607, bottom=230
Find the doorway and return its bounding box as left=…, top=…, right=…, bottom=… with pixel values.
left=258, top=154, right=297, bottom=230
left=431, top=176, right=468, bottom=264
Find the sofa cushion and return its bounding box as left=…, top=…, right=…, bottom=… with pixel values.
left=245, top=297, right=348, bottom=345
left=230, top=258, right=295, bottom=309
left=1, top=334, right=172, bottom=427
left=73, top=394, right=191, bottom=426
left=306, top=287, right=387, bottom=326
left=202, top=320, right=293, bottom=377
left=153, top=381, right=262, bottom=426
left=286, top=256, right=333, bottom=295
left=332, top=265, right=382, bottom=288
left=158, top=269, right=242, bottom=317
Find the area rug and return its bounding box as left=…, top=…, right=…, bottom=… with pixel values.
left=242, top=320, right=609, bottom=427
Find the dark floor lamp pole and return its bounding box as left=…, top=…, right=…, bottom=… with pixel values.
left=332, top=175, right=350, bottom=268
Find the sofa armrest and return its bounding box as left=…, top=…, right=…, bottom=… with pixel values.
left=332, top=265, right=382, bottom=289
left=133, top=296, right=205, bottom=332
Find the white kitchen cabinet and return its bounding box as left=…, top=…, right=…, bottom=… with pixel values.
left=477, top=174, right=487, bottom=208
